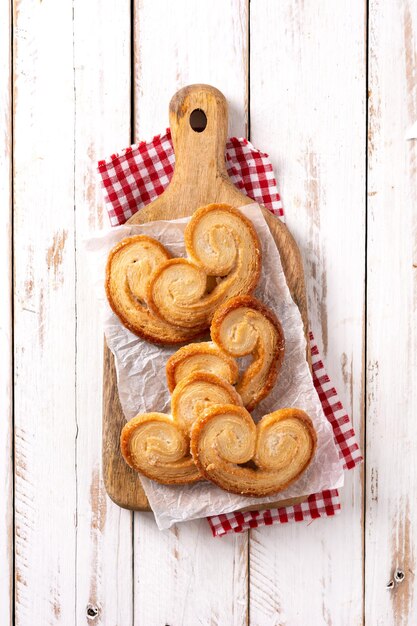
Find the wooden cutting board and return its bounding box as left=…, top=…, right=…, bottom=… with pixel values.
left=102, top=84, right=310, bottom=511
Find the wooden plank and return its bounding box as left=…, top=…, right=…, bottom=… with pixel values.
left=366, top=1, right=417, bottom=623
left=13, top=1, right=77, bottom=624
left=249, top=2, right=366, bottom=624
left=133, top=2, right=249, bottom=624
left=133, top=0, right=248, bottom=139
left=135, top=515, right=248, bottom=626
left=72, top=1, right=134, bottom=624
left=0, top=0, right=13, bottom=623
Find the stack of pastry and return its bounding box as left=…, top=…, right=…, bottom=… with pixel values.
left=106, top=203, right=317, bottom=497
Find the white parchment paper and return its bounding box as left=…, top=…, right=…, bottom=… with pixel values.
left=86, top=204, right=344, bottom=529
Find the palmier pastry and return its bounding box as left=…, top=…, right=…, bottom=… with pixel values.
left=106, top=235, right=201, bottom=344
left=211, top=296, right=285, bottom=410
left=165, top=341, right=239, bottom=393
left=190, top=405, right=317, bottom=496
left=120, top=372, right=243, bottom=484
left=106, top=203, right=261, bottom=344
left=120, top=413, right=200, bottom=484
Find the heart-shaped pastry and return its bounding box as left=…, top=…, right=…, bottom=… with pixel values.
left=106, top=203, right=261, bottom=344
left=166, top=295, right=285, bottom=411
left=211, top=295, right=285, bottom=410
left=190, top=405, right=317, bottom=497
left=120, top=372, right=242, bottom=484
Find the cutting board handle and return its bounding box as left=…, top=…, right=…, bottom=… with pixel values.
left=168, top=84, right=229, bottom=190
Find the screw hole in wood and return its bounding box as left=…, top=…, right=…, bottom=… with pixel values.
left=86, top=604, right=99, bottom=620
left=394, top=569, right=405, bottom=583
left=189, top=108, right=207, bottom=133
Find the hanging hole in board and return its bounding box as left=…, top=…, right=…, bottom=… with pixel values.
left=189, top=109, right=207, bottom=133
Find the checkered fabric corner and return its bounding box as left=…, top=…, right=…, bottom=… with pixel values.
left=207, top=331, right=362, bottom=537
left=97, top=131, right=363, bottom=537
left=208, top=490, right=341, bottom=536
left=309, top=334, right=362, bottom=471
left=97, top=129, right=284, bottom=226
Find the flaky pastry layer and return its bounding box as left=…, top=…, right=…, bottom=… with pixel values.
left=165, top=296, right=285, bottom=411
left=190, top=405, right=317, bottom=496
left=211, top=295, right=285, bottom=410
left=106, top=204, right=261, bottom=344
left=165, top=341, right=239, bottom=393
left=120, top=372, right=242, bottom=485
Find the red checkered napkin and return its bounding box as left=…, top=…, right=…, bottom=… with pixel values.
left=97, top=130, right=363, bottom=537
left=208, top=334, right=359, bottom=536
left=98, top=130, right=283, bottom=226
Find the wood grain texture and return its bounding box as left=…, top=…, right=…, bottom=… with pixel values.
left=132, top=4, right=250, bottom=625
left=103, top=345, right=149, bottom=510
left=103, top=83, right=310, bottom=512
left=73, top=1, right=134, bottom=624
left=366, top=1, right=417, bottom=623
left=0, top=0, right=13, bottom=623
left=9, top=0, right=417, bottom=622
left=13, top=1, right=77, bottom=623
left=134, top=514, right=248, bottom=626
left=133, top=0, right=249, bottom=139
left=249, top=1, right=366, bottom=624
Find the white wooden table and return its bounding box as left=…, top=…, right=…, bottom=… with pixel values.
left=1, top=1, right=416, bottom=624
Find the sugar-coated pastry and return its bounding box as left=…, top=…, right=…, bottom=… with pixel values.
left=106, top=204, right=261, bottom=344
left=190, top=405, right=317, bottom=496
left=106, top=235, right=201, bottom=344
left=211, top=295, right=285, bottom=410
left=120, top=412, right=200, bottom=484
left=120, top=372, right=242, bottom=484
left=165, top=341, right=239, bottom=393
